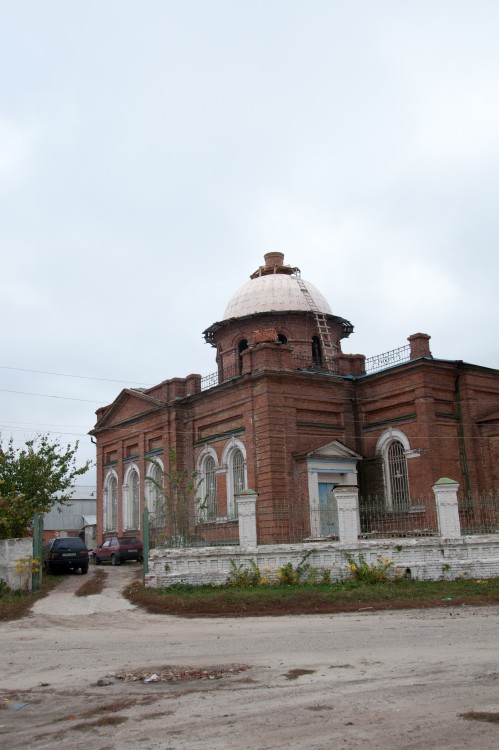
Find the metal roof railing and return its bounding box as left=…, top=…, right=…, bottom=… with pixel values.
left=364, top=344, right=411, bottom=374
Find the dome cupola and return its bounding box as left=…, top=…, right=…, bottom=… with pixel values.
left=203, top=253, right=353, bottom=380
left=223, top=252, right=332, bottom=320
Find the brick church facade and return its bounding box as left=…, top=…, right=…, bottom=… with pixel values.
left=91, top=252, right=499, bottom=545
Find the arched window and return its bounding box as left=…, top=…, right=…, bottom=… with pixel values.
left=196, top=447, right=219, bottom=522
left=238, top=339, right=248, bottom=375
left=376, top=430, right=413, bottom=511
left=203, top=456, right=217, bottom=521
left=312, top=335, right=322, bottom=365
left=222, top=439, right=247, bottom=520
left=278, top=333, right=288, bottom=344
left=230, top=447, right=246, bottom=518
left=103, top=472, right=118, bottom=532
left=145, top=460, right=164, bottom=528
left=387, top=441, right=410, bottom=510
left=123, top=465, right=140, bottom=530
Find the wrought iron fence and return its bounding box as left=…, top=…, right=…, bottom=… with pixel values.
left=359, top=495, right=439, bottom=538
left=200, top=364, right=240, bottom=391
left=144, top=491, right=499, bottom=550
left=147, top=515, right=239, bottom=549
left=200, top=371, right=219, bottom=391
left=459, top=491, right=499, bottom=535
left=199, top=343, right=414, bottom=391
left=364, top=344, right=411, bottom=374
left=256, top=500, right=339, bottom=545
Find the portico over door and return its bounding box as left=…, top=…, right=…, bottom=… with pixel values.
left=302, top=440, right=362, bottom=539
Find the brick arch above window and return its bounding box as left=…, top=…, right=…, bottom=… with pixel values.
left=375, top=428, right=412, bottom=456
left=196, top=444, right=219, bottom=471
left=375, top=429, right=416, bottom=511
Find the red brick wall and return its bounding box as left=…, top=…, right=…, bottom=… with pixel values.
left=93, top=324, right=499, bottom=545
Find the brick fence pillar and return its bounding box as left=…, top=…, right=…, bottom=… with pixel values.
left=433, top=478, right=461, bottom=538
left=236, top=490, right=258, bottom=548
left=333, top=485, right=360, bottom=544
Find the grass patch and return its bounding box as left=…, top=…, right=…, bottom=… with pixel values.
left=74, top=569, right=108, bottom=597
left=0, top=576, right=63, bottom=621
left=125, top=577, right=499, bottom=617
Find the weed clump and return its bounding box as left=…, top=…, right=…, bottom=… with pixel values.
left=344, top=554, right=394, bottom=585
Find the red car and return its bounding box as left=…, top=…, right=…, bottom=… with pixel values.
left=92, top=536, right=143, bottom=566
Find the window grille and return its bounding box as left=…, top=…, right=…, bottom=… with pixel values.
left=231, top=448, right=245, bottom=517
left=204, top=456, right=217, bottom=520
left=146, top=464, right=164, bottom=527
left=387, top=440, right=410, bottom=510
left=105, top=475, right=118, bottom=531
left=128, top=469, right=140, bottom=529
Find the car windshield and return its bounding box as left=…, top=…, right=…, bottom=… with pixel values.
left=117, top=537, right=141, bottom=545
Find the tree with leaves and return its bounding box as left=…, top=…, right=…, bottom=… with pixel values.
left=0, top=434, right=91, bottom=539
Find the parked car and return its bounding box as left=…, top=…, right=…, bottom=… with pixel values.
left=92, top=537, right=143, bottom=566
left=43, top=537, right=89, bottom=574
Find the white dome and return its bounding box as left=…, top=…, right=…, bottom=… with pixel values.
left=223, top=274, right=332, bottom=320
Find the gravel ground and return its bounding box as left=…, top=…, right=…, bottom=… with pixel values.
left=0, top=565, right=498, bottom=749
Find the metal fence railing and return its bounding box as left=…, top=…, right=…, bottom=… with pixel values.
left=364, top=344, right=411, bottom=374
left=200, top=365, right=240, bottom=391
left=359, top=495, right=439, bottom=539
left=257, top=500, right=339, bottom=545
left=144, top=490, right=499, bottom=550
left=147, top=515, right=239, bottom=549
left=459, top=491, right=499, bottom=535
left=199, top=343, right=415, bottom=391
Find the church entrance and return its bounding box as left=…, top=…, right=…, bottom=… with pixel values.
left=318, top=483, right=338, bottom=536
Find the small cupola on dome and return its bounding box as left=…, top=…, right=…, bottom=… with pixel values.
left=249, top=252, right=297, bottom=277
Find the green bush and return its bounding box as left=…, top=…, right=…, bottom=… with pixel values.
left=225, top=553, right=331, bottom=588
left=345, top=553, right=394, bottom=584
left=226, top=559, right=266, bottom=588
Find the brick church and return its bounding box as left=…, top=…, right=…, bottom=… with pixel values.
left=91, top=252, right=499, bottom=544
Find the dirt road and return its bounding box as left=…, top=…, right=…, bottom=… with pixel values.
left=0, top=566, right=498, bottom=749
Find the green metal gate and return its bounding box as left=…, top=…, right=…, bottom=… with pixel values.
left=32, top=512, right=43, bottom=590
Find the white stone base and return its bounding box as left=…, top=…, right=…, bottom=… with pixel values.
left=146, top=535, right=499, bottom=588
left=0, top=538, right=33, bottom=590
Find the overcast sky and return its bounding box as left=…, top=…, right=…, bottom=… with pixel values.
left=1, top=1, right=498, bottom=485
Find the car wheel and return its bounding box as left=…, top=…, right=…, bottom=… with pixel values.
left=93, top=555, right=101, bottom=565
left=81, top=565, right=88, bottom=575
left=111, top=554, right=121, bottom=566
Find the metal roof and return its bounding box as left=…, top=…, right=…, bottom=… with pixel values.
left=223, top=274, right=332, bottom=320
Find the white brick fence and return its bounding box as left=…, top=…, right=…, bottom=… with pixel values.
left=0, top=538, right=33, bottom=590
